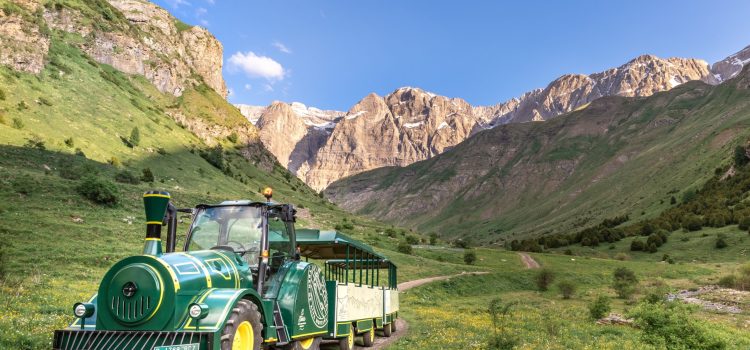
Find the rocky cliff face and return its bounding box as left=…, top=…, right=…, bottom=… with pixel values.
left=303, top=87, right=478, bottom=191
left=711, top=45, right=750, bottom=83
left=474, top=55, right=712, bottom=126
left=1, top=0, right=227, bottom=97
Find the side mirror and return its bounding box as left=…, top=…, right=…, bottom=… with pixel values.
left=281, top=205, right=296, bottom=222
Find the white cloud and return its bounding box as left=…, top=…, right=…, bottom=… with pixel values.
left=199, top=19, right=209, bottom=26
left=272, top=41, right=292, bottom=54
left=264, top=84, right=274, bottom=92
left=228, top=51, right=286, bottom=80
left=244, top=84, right=252, bottom=90
left=165, top=0, right=190, bottom=8
left=196, top=7, right=208, bottom=15
left=205, top=0, right=215, bottom=4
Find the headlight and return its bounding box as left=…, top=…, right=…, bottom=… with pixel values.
left=188, top=303, right=208, bottom=319
left=73, top=303, right=95, bottom=318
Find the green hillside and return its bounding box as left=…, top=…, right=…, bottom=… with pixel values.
left=326, top=69, right=750, bottom=244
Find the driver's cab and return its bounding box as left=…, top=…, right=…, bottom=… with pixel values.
left=183, top=200, right=298, bottom=293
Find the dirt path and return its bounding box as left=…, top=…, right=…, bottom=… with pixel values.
left=518, top=252, right=540, bottom=269
left=397, top=271, right=489, bottom=291
left=320, top=271, right=487, bottom=350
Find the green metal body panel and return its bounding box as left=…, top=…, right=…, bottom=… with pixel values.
left=269, top=261, right=329, bottom=341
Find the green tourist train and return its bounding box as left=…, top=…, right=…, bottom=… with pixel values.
left=53, top=189, right=399, bottom=350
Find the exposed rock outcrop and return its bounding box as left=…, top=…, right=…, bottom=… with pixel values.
left=711, top=45, right=750, bottom=83
left=2, top=0, right=227, bottom=97
left=0, top=12, right=50, bottom=74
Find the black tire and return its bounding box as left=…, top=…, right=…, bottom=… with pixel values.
left=390, top=319, right=397, bottom=332
left=382, top=322, right=392, bottom=337
left=362, top=325, right=375, bottom=347
left=220, top=299, right=263, bottom=350
left=284, top=337, right=321, bottom=350
left=338, top=327, right=354, bottom=350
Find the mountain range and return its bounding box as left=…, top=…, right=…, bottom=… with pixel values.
left=238, top=47, right=750, bottom=191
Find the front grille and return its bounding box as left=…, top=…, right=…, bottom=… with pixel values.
left=52, top=330, right=213, bottom=350
left=110, top=295, right=153, bottom=322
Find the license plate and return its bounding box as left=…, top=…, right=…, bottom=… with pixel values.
left=153, top=344, right=199, bottom=350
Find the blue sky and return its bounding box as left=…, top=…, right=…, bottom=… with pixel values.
left=154, top=0, right=750, bottom=111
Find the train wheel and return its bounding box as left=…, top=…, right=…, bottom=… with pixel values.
left=284, top=337, right=321, bottom=350
left=220, top=300, right=263, bottom=350
left=362, top=326, right=375, bottom=347
left=382, top=322, right=392, bottom=337
left=390, top=319, right=398, bottom=332
left=338, top=327, right=354, bottom=350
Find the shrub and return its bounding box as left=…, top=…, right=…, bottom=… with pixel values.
left=76, top=176, right=119, bottom=206
left=12, top=117, right=24, bottom=129
left=141, top=168, right=155, bottom=183
left=64, top=137, right=74, bottom=148
left=129, top=127, right=140, bottom=147
left=108, top=156, right=122, bottom=167
left=405, top=235, right=419, bottom=245
left=741, top=217, right=750, bottom=230
left=200, top=146, right=225, bottom=170
left=535, top=268, right=555, bottom=291
left=557, top=280, right=576, bottom=299
left=612, top=267, right=638, bottom=299
left=385, top=228, right=397, bottom=238
left=396, top=241, right=412, bottom=255
left=156, top=147, right=167, bottom=155
left=715, top=237, right=727, bottom=249
left=588, top=295, right=611, bottom=320
left=429, top=233, right=438, bottom=245
left=487, top=298, right=517, bottom=350
left=628, top=301, right=726, bottom=350
left=718, top=275, right=736, bottom=288
left=463, top=249, right=477, bottom=265
left=670, top=196, right=677, bottom=205
left=0, top=88, right=5, bottom=100
left=682, top=215, right=702, bottom=231
left=227, top=132, right=238, bottom=143
left=453, top=238, right=471, bottom=249
left=25, top=137, right=45, bottom=150
left=735, top=145, right=749, bottom=167
left=563, top=249, right=573, bottom=255
left=114, top=169, right=140, bottom=184
left=630, top=239, right=645, bottom=251
left=647, top=243, right=658, bottom=253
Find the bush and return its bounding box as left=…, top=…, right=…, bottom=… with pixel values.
left=557, top=280, right=576, bottom=299
left=129, top=127, right=140, bottom=147
left=200, top=146, right=225, bottom=170
left=141, top=168, right=155, bottom=183
left=429, top=233, right=438, bottom=245
left=405, top=235, right=419, bottom=245
left=0, top=88, right=5, bottom=100
left=682, top=215, right=702, bottom=231
left=647, top=243, right=658, bottom=253
left=385, top=228, right=397, bottom=238
left=735, top=145, right=749, bottom=167
left=38, top=96, right=52, bottom=106
left=453, top=238, right=471, bottom=249
left=463, top=249, right=477, bottom=265
left=227, top=132, right=238, bottom=143
left=397, top=241, right=412, bottom=255
left=588, top=295, right=611, bottom=320
left=108, top=156, right=122, bottom=167
left=718, top=275, right=736, bottom=288
left=12, top=117, right=24, bottom=129
left=76, top=176, right=119, bottom=206
left=630, top=239, right=645, bottom=251
left=535, top=268, right=555, bottom=291
left=628, top=301, right=726, bottom=350
left=114, top=169, right=140, bottom=184
left=612, top=267, right=638, bottom=299
left=64, top=137, right=74, bottom=148
left=563, top=249, right=573, bottom=255
left=740, top=216, right=750, bottom=230
left=59, top=162, right=97, bottom=180
left=715, top=236, right=727, bottom=249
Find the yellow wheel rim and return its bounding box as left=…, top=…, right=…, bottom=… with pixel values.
left=233, top=321, right=253, bottom=350
left=369, top=327, right=375, bottom=340
left=347, top=328, right=354, bottom=349
left=299, top=337, right=315, bottom=349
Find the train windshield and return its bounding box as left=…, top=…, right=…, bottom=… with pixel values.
left=187, top=206, right=263, bottom=266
